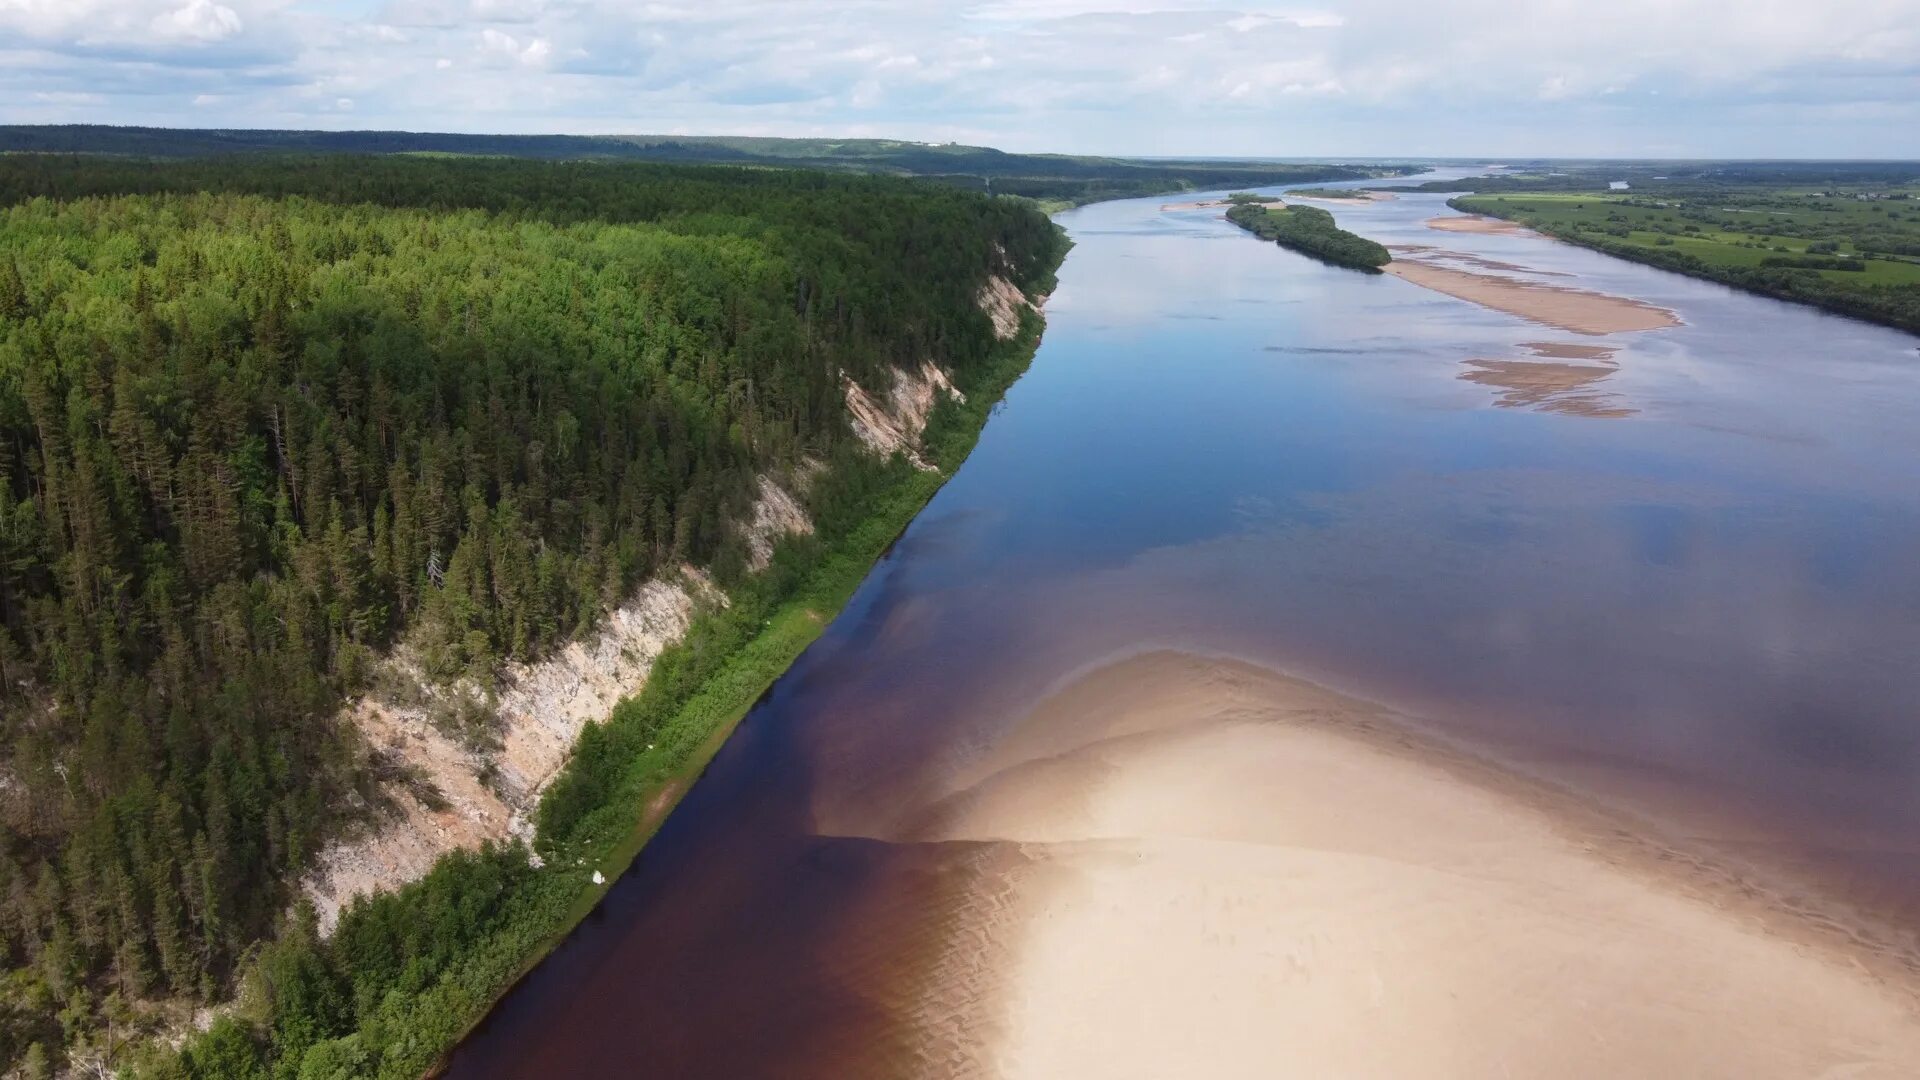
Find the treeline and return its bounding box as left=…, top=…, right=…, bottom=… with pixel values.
left=1226, top=202, right=1391, bottom=272
left=0, top=154, right=1064, bottom=1076
left=1759, top=254, right=1868, bottom=271
left=0, top=126, right=1416, bottom=212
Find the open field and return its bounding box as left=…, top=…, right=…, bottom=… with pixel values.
left=1440, top=175, right=1920, bottom=333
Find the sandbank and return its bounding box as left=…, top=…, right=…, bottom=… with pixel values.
left=1427, top=213, right=1534, bottom=236
left=1459, top=357, right=1634, bottom=417
left=904, top=651, right=1920, bottom=1079
left=1384, top=258, right=1680, bottom=335
left=1162, top=197, right=1275, bottom=212
left=1291, top=190, right=1399, bottom=206
left=1521, top=339, right=1619, bottom=360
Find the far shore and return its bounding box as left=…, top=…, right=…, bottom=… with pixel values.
left=1384, top=257, right=1681, bottom=335
left=1289, top=190, right=1398, bottom=206
left=1160, top=196, right=1272, bottom=212
left=904, top=651, right=1920, bottom=1078
left=1163, top=191, right=1395, bottom=213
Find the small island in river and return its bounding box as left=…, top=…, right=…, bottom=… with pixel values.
left=1226, top=196, right=1393, bottom=272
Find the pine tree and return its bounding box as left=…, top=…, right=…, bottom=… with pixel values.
left=0, top=259, right=25, bottom=321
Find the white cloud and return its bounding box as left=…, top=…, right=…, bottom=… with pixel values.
left=150, top=0, right=243, bottom=43
left=478, top=25, right=549, bottom=65
left=3, top=1, right=1918, bottom=156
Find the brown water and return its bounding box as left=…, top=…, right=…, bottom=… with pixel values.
left=442, top=171, right=1920, bottom=1077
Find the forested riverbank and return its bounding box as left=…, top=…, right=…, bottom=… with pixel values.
left=0, top=154, right=1065, bottom=1078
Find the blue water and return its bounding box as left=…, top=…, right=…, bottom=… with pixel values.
left=444, top=172, right=1920, bottom=1076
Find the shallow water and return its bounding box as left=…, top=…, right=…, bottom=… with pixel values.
left=442, top=171, right=1920, bottom=1077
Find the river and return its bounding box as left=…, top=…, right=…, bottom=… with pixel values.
left=441, top=170, right=1920, bottom=1076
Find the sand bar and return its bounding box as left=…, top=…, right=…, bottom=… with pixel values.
left=1162, top=197, right=1275, bottom=212
left=1385, top=258, right=1680, bottom=335
left=1521, top=339, right=1619, bottom=360
left=1427, top=213, right=1534, bottom=236
left=905, top=651, right=1920, bottom=1079
left=1290, top=190, right=1398, bottom=206
left=1459, top=357, right=1634, bottom=417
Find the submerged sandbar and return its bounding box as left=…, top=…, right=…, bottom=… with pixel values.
left=906, top=651, right=1920, bottom=1078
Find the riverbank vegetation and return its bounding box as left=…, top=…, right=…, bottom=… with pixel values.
left=0, top=153, right=1066, bottom=1077
left=1226, top=202, right=1392, bottom=272
left=1410, top=162, right=1920, bottom=334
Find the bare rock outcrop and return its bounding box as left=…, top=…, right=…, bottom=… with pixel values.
left=302, top=271, right=1042, bottom=932
left=978, top=272, right=1034, bottom=341
left=303, top=578, right=704, bottom=931
left=741, top=475, right=814, bottom=571
left=843, top=360, right=967, bottom=468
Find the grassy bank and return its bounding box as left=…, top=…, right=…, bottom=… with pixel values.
left=147, top=268, right=1062, bottom=1079
left=1449, top=191, right=1920, bottom=335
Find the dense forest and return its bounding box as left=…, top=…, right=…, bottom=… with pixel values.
left=0, top=126, right=1413, bottom=212
left=1226, top=200, right=1392, bottom=272
left=0, top=154, right=1066, bottom=1077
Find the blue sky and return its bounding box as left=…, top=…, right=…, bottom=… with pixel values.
left=4, top=0, right=1918, bottom=157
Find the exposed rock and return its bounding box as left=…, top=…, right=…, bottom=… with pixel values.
left=843, top=360, right=966, bottom=468
left=303, top=578, right=703, bottom=932
left=302, top=271, right=1038, bottom=933
left=741, top=475, right=814, bottom=571
left=492, top=580, right=703, bottom=838
left=977, top=273, right=1034, bottom=341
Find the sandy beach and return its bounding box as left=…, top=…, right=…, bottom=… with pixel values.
left=902, top=651, right=1920, bottom=1079
left=1385, top=257, right=1680, bottom=335
left=1427, top=213, right=1534, bottom=236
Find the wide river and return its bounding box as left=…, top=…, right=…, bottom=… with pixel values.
left=444, top=171, right=1920, bottom=1076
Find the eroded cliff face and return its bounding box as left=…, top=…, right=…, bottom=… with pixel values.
left=303, top=273, right=1038, bottom=932
left=742, top=474, right=815, bottom=571
left=303, top=577, right=708, bottom=931
left=978, top=272, right=1033, bottom=341
left=842, top=273, right=1037, bottom=466
left=843, top=360, right=965, bottom=468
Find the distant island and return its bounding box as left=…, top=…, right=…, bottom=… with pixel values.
left=1225, top=196, right=1392, bottom=272
left=1284, top=188, right=1398, bottom=204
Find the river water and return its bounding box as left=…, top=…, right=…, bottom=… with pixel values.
left=442, top=171, right=1920, bottom=1076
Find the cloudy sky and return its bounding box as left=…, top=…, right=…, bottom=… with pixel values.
left=4, top=0, right=1918, bottom=157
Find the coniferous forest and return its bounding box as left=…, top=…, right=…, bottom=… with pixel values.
left=0, top=155, right=1065, bottom=1077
